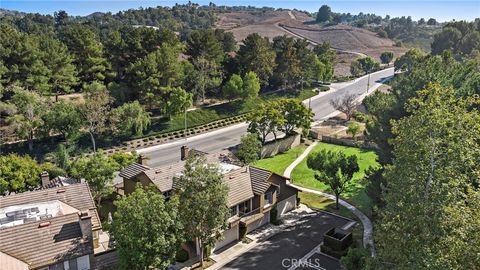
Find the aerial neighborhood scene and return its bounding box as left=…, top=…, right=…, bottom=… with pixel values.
left=0, top=0, right=479, bottom=269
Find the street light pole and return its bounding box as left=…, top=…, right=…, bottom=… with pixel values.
left=184, top=107, right=187, bottom=140
left=366, top=72, right=371, bottom=93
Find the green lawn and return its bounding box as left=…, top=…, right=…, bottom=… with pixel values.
left=291, top=143, right=379, bottom=217
left=253, top=145, right=307, bottom=176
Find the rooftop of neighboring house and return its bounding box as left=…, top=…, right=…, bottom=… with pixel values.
left=119, top=147, right=287, bottom=207
left=0, top=183, right=99, bottom=269
left=0, top=182, right=101, bottom=231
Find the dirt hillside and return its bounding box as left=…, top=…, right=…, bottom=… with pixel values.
left=216, top=10, right=407, bottom=76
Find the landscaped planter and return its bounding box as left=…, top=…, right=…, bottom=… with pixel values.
left=320, top=227, right=353, bottom=259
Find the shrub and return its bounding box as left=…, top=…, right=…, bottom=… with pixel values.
left=239, top=225, right=247, bottom=240
left=353, top=112, right=367, bottom=123
left=340, top=247, right=370, bottom=270
left=176, top=248, right=189, bottom=262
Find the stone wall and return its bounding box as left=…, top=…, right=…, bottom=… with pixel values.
left=261, top=134, right=301, bottom=158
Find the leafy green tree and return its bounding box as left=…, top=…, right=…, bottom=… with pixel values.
left=223, top=74, right=243, bottom=100
left=237, top=133, right=262, bottom=165
left=316, top=5, right=332, bottom=23
left=191, top=57, right=223, bottom=102
left=247, top=101, right=285, bottom=144
left=393, top=48, right=423, bottom=71
left=237, top=33, right=276, bottom=86
left=80, top=82, right=112, bottom=152
left=164, top=87, right=193, bottom=117
left=0, top=154, right=42, bottom=194
left=346, top=122, right=361, bottom=140
left=279, top=98, right=313, bottom=135
left=307, top=149, right=360, bottom=209
left=175, top=155, right=229, bottom=267
left=373, top=84, right=480, bottom=269
left=7, top=86, right=47, bottom=151
left=186, top=29, right=224, bottom=65
left=357, top=57, right=380, bottom=74
left=431, top=27, right=462, bottom=55
left=427, top=18, right=437, bottom=25
left=110, top=152, right=138, bottom=170
left=43, top=101, right=81, bottom=144
left=242, top=71, right=260, bottom=99
left=111, top=101, right=151, bottom=137
left=61, top=24, right=111, bottom=83
left=112, top=186, right=182, bottom=270
left=70, top=151, right=118, bottom=205
left=380, top=51, right=394, bottom=65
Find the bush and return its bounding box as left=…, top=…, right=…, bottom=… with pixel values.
left=239, top=225, right=247, bottom=240
left=176, top=248, right=189, bottom=262
left=353, top=112, right=368, bottom=123
left=340, top=248, right=370, bottom=270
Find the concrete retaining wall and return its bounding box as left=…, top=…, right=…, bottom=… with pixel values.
left=261, top=134, right=301, bottom=158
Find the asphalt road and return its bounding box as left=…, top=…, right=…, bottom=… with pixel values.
left=138, top=68, right=394, bottom=168
left=220, top=211, right=351, bottom=270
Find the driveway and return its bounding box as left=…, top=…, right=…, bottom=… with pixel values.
left=220, top=211, right=351, bottom=270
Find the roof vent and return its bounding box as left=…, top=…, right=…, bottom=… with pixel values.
left=57, top=188, right=66, bottom=193
left=38, top=221, right=51, bottom=228
left=229, top=176, right=235, bottom=179
left=155, top=169, right=162, bottom=174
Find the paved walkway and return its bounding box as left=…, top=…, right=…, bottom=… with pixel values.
left=283, top=142, right=376, bottom=256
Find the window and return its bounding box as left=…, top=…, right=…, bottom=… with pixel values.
left=264, top=192, right=273, bottom=206
left=239, top=200, right=251, bottom=214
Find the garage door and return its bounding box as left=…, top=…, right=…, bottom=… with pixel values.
left=214, top=225, right=239, bottom=251
left=246, top=212, right=270, bottom=233
left=276, top=195, right=297, bottom=218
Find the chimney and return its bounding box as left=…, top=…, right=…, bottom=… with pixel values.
left=41, top=171, right=50, bottom=187
left=137, top=154, right=148, bottom=166
left=78, top=211, right=92, bottom=240
left=180, top=146, right=190, bottom=161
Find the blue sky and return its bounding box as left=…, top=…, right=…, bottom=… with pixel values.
left=1, top=1, right=479, bottom=22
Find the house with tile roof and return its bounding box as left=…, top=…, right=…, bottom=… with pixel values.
left=119, top=146, right=299, bottom=251
left=0, top=183, right=102, bottom=270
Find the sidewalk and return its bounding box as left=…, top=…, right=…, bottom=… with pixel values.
left=283, top=141, right=376, bottom=256
left=207, top=204, right=316, bottom=270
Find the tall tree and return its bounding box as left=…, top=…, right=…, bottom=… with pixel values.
left=186, top=29, right=224, bottom=64
left=175, top=155, right=229, bottom=267
left=373, top=84, right=480, bottom=269
left=307, top=149, right=360, bottom=209
left=164, top=87, right=193, bottom=117
left=61, top=24, right=111, bottom=83
left=236, top=33, right=276, bottom=87
left=316, top=5, right=332, bottom=23
left=7, top=86, right=47, bottom=151
left=36, top=35, right=78, bottom=98
left=272, top=35, right=301, bottom=88
left=112, top=186, right=182, bottom=270
left=0, top=154, right=42, bottom=195
left=80, top=82, right=112, bottom=152
left=43, top=101, right=82, bottom=144
left=70, top=151, right=118, bottom=205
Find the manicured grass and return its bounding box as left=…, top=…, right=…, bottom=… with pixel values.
left=291, top=143, right=380, bottom=216
left=253, top=145, right=307, bottom=175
